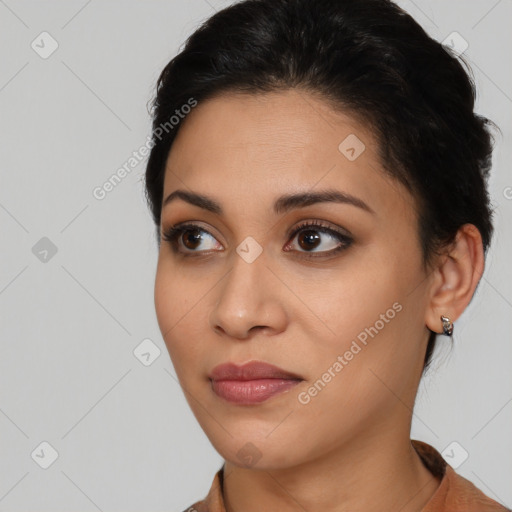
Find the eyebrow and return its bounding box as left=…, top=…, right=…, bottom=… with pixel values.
left=162, top=189, right=375, bottom=216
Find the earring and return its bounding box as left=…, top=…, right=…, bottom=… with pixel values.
left=440, top=315, right=453, bottom=336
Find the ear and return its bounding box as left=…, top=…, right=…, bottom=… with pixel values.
left=425, top=224, right=485, bottom=334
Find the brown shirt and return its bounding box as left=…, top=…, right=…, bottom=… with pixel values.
left=183, top=440, right=510, bottom=512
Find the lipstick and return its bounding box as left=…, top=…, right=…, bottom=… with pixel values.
left=209, top=361, right=303, bottom=404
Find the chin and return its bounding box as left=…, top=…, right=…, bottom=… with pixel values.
left=204, top=429, right=307, bottom=471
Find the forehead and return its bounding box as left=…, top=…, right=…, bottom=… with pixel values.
left=162, top=89, right=414, bottom=221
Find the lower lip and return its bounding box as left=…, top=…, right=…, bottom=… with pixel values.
left=211, top=378, right=301, bottom=404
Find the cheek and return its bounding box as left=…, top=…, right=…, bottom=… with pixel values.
left=292, top=301, right=409, bottom=444
left=154, top=256, right=204, bottom=331
left=295, top=261, right=413, bottom=399
left=293, top=259, right=402, bottom=352
left=154, top=261, right=205, bottom=367
left=154, top=262, right=178, bottom=338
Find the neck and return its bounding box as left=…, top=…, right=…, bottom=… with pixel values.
left=222, top=425, right=440, bottom=512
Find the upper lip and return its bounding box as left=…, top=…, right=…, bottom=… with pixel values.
left=209, top=361, right=303, bottom=381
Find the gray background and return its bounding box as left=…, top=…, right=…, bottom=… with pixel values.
left=0, top=0, right=510, bottom=510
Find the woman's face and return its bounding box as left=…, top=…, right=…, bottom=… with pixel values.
left=155, top=89, right=433, bottom=469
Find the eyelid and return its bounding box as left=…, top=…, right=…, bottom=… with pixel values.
left=161, top=221, right=223, bottom=253
left=282, top=219, right=353, bottom=256
left=162, top=219, right=353, bottom=256
left=285, top=218, right=353, bottom=240
left=162, top=220, right=223, bottom=243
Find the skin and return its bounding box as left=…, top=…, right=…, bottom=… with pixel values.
left=154, top=89, right=484, bottom=512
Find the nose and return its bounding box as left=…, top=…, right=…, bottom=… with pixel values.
left=209, top=249, right=288, bottom=340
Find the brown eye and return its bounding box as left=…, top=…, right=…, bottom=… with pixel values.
left=297, top=230, right=322, bottom=251
left=285, top=220, right=353, bottom=257
left=181, top=228, right=204, bottom=250
left=162, top=220, right=353, bottom=258
left=162, top=224, right=222, bottom=254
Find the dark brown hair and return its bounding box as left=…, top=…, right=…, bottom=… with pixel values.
left=144, top=0, right=497, bottom=372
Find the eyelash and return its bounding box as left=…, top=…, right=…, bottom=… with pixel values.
left=161, top=219, right=353, bottom=259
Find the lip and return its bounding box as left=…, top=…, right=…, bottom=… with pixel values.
left=209, top=361, right=304, bottom=405
left=209, top=361, right=303, bottom=381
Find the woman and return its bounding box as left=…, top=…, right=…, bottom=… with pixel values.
left=144, top=0, right=508, bottom=510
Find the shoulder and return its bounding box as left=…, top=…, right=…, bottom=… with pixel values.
left=180, top=466, right=225, bottom=512
left=439, top=465, right=510, bottom=512
left=412, top=440, right=510, bottom=512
